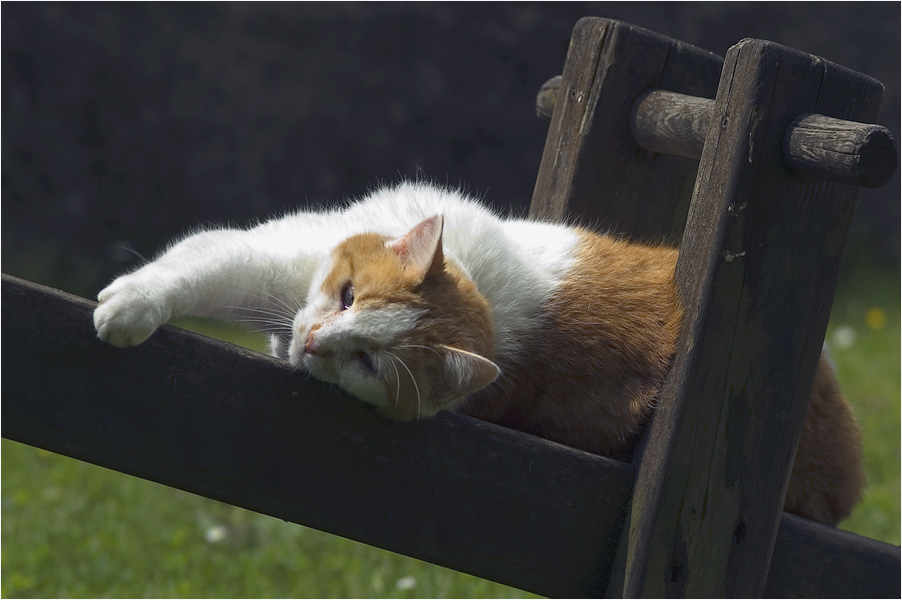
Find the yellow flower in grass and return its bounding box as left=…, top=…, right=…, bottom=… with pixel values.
left=866, top=308, right=886, bottom=330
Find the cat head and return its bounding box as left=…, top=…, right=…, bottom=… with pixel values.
left=288, top=215, right=499, bottom=420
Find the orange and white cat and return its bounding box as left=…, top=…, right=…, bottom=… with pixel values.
left=94, top=182, right=864, bottom=525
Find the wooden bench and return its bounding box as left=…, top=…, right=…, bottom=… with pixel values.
left=3, top=17, right=899, bottom=597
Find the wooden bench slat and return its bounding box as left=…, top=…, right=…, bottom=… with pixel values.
left=766, top=512, right=901, bottom=598
left=4, top=273, right=899, bottom=597
left=1, top=273, right=632, bottom=598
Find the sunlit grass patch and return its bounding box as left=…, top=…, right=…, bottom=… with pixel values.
left=2, top=440, right=537, bottom=598
left=827, top=265, right=900, bottom=545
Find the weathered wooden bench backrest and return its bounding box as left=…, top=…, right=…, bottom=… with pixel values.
left=531, top=18, right=895, bottom=597
left=3, top=16, right=899, bottom=599
left=530, top=17, right=899, bottom=597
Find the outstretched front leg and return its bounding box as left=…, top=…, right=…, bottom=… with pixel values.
left=94, top=223, right=323, bottom=355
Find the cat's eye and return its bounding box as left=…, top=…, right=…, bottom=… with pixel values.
left=340, top=282, right=355, bottom=310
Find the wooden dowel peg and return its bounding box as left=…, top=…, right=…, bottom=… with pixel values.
left=628, top=90, right=898, bottom=188
left=784, top=113, right=897, bottom=188
left=536, top=75, right=562, bottom=120
left=536, top=76, right=897, bottom=188
left=630, top=90, right=713, bottom=159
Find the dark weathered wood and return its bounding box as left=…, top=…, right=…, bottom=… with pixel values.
left=3, top=274, right=900, bottom=597
left=630, top=90, right=712, bottom=159
left=765, top=513, right=901, bottom=598
left=530, top=17, right=722, bottom=245
left=633, top=94, right=899, bottom=187
left=609, top=39, right=886, bottom=598
left=785, top=113, right=897, bottom=188
left=540, top=79, right=898, bottom=190
left=0, top=274, right=633, bottom=598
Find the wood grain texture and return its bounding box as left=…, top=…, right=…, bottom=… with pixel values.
left=765, top=513, right=901, bottom=598
left=529, top=17, right=722, bottom=245
left=630, top=90, right=712, bottom=159
left=784, top=113, right=897, bottom=188
left=611, top=38, right=886, bottom=598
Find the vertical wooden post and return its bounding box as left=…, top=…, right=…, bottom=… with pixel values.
left=530, top=17, right=722, bottom=243
left=608, top=39, right=885, bottom=598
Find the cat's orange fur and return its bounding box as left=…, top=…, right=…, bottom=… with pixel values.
left=456, top=230, right=863, bottom=525
left=459, top=230, right=681, bottom=459
left=787, top=354, right=865, bottom=524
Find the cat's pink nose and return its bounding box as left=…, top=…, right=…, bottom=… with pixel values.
left=304, top=331, right=320, bottom=355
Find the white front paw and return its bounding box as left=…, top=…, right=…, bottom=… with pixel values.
left=94, top=275, right=171, bottom=347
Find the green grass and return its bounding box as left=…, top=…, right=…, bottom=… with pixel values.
left=827, top=265, right=901, bottom=545
left=1, top=441, right=534, bottom=598
left=2, top=264, right=898, bottom=597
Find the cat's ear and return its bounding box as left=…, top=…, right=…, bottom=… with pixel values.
left=386, top=215, right=444, bottom=280
left=437, top=345, right=500, bottom=399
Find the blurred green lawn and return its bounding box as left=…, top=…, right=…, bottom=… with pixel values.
left=2, top=263, right=898, bottom=598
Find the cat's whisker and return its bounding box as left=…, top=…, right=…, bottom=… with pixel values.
left=246, top=325, right=293, bottom=334
left=386, top=350, right=420, bottom=421
left=272, top=286, right=305, bottom=317
left=119, top=245, right=150, bottom=266
left=226, top=240, right=308, bottom=315
left=218, top=312, right=293, bottom=329
left=219, top=284, right=301, bottom=322
left=222, top=302, right=290, bottom=316
left=332, top=383, right=345, bottom=411
left=230, top=318, right=291, bottom=331
left=244, top=290, right=300, bottom=320
left=218, top=304, right=296, bottom=336
left=223, top=302, right=296, bottom=323
left=222, top=311, right=290, bottom=325
left=237, top=323, right=291, bottom=331
left=262, top=281, right=305, bottom=316
left=285, top=360, right=303, bottom=376
left=395, top=344, right=442, bottom=357
left=220, top=316, right=293, bottom=334
left=384, top=354, right=402, bottom=412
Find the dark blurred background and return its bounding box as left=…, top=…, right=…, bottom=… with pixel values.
left=3, top=2, right=899, bottom=298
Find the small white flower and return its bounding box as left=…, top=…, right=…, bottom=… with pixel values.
left=831, top=325, right=856, bottom=350
left=395, top=576, right=416, bottom=591
left=205, top=525, right=228, bottom=544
